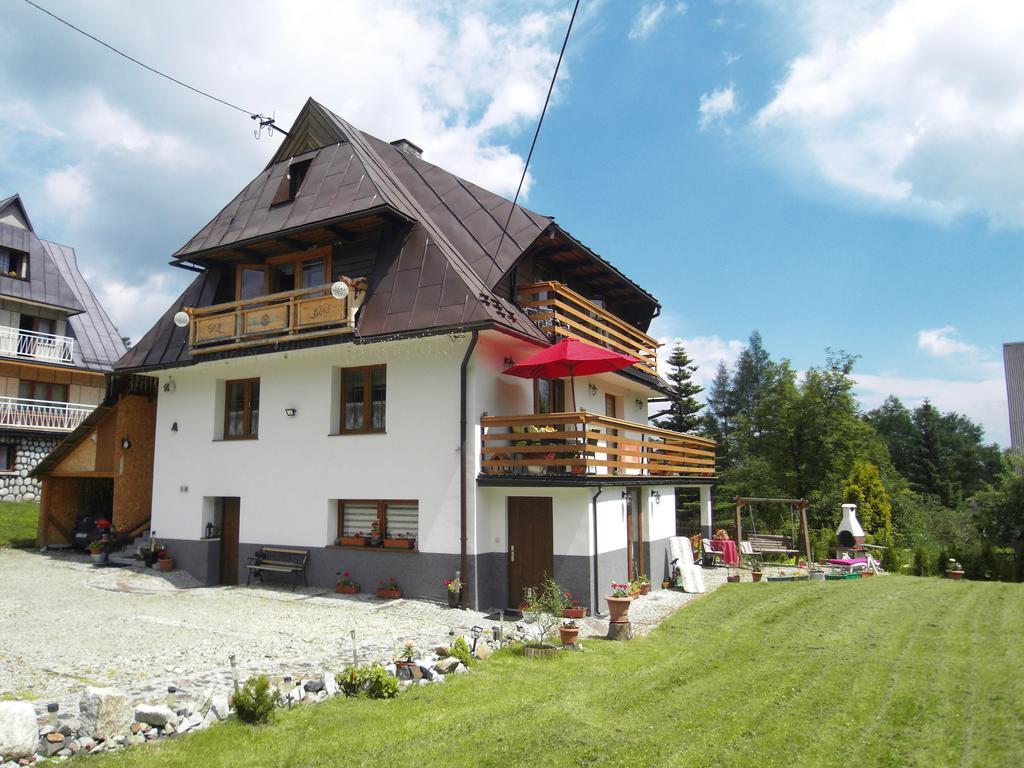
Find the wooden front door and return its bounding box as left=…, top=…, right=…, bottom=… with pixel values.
left=219, top=498, right=240, bottom=586
left=625, top=487, right=643, bottom=581
left=507, top=497, right=554, bottom=608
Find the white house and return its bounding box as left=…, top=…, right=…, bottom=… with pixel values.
left=113, top=99, right=717, bottom=611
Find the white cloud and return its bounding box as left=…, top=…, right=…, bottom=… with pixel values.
left=916, top=325, right=980, bottom=359
left=698, top=85, right=738, bottom=130
left=43, top=165, right=91, bottom=210
left=629, top=2, right=686, bottom=41
left=0, top=100, right=63, bottom=138
left=756, top=0, right=1024, bottom=227
left=855, top=372, right=1008, bottom=446
left=91, top=271, right=189, bottom=344
left=655, top=333, right=745, bottom=392
left=72, top=93, right=199, bottom=167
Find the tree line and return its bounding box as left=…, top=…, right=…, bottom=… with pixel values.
left=655, top=332, right=1022, bottom=580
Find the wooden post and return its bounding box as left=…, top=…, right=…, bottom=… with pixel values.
left=735, top=498, right=743, bottom=544
left=799, top=502, right=812, bottom=565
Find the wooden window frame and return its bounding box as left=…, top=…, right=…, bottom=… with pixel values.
left=336, top=499, right=418, bottom=549
left=223, top=378, right=260, bottom=440
left=235, top=264, right=268, bottom=301
left=18, top=380, right=69, bottom=402
left=533, top=378, right=565, bottom=415
left=338, top=364, right=386, bottom=434
left=0, top=246, right=29, bottom=281
left=0, top=444, right=16, bottom=473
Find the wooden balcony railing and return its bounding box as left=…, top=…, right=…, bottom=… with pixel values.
left=480, top=412, right=716, bottom=479
left=516, top=282, right=661, bottom=376
left=186, top=279, right=366, bottom=355
left=0, top=397, right=93, bottom=432
left=0, top=326, right=75, bottom=364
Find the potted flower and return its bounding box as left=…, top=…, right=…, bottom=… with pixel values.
left=947, top=558, right=965, bottom=580
left=606, top=582, right=632, bottom=623
left=751, top=567, right=764, bottom=582
left=157, top=549, right=174, bottom=572
left=726, top=566, right=740, bottom=583
left=562, top=591, right=586, bottom=619
left=87, top=539, right=106, bottom=565
left=335, top=570, right=359, bottom=594
left=376, top=577, right=401, bottom=599
left=661, top=578, right=671, bottom=589
left=337, top=532, right=368, bottom=547
left=559, top=619, right=580, bottom=646
left=444, top=577, right=462, bottom=608
left=519, top=585, right=534, bottom=614
left=635, top=575, right=651, bottom=595
left=369, top=521, right=383, bottom=547
left=396, top=639, right=417, bottom=672
left=383, top=531, right=415, bottom=550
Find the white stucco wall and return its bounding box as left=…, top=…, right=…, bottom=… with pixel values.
left=150, top=335, right=470, bottom=552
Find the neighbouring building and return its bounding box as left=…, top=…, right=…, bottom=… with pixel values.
left=1005, top=341, right=1024, bottom=455
left=48, top=99, right=717, bottom=611
left=0, top=194, right=125, bottom=501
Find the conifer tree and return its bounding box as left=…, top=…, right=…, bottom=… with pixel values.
left=653, top=342, right=704, bottom=434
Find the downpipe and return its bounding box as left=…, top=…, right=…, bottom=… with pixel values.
left=591, top=485, right=603, bottom=616
left=459, top=330, right=479, bottom=609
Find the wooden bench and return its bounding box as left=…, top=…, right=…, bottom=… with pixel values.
left=245, top=546, right=309, bottom=590
left=745, top=534, right=800, bottom=559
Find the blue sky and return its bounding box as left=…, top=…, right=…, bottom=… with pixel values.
left=0, top=0, right=1018, bottom=443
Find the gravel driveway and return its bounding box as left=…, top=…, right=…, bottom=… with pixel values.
left=0, top=548, right=724, bottom=713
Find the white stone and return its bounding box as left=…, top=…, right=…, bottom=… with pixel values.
left=323, top=672, right=338, bottom=697
left=210, top=695, right=229, bottom=721
left=201, top=711, right=217, bottom=729
left=197, top=686, right=214, bottom=717
left=79, top=687, right=132, bottom=740
left=133, top=704, right=178, bottom=728
left=0, top=701, right=38, bottom=760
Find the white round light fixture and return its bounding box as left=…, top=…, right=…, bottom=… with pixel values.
left=330, top=281, right=350, bottom=300
left=173, top=311, right=190, bottom=328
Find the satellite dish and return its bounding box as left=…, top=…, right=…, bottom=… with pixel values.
left=173, top=311, right=190, bottom=328
left=330, top=281, right=350, bottom=300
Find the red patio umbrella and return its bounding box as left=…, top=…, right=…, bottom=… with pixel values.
left=502, top=338, right=639, bottom=411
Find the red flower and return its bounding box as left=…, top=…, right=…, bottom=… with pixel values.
left=343, top=571, right=350, bottom=578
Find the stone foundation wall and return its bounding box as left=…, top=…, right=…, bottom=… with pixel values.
left=0, top=433, right=58, bottom=501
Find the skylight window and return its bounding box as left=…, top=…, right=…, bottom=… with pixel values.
left=271, top=158, right=313, bottom=206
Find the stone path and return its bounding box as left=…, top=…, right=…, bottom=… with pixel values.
left=0, top=548, right=735, bottom=716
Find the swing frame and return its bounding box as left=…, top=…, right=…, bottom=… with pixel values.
left=734, top=496, right=813, bottom=566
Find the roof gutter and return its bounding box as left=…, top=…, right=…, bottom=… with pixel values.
left=459, top=329, right=479, bottom=608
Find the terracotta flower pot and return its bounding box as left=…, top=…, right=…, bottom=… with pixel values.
left=639, top=583, right=651, bottom=595
left=860, top=570, right=875, bottom=578
left=337, top=536, right=368, bottom=547
left=726, top=574, right=740, bottom=583
left=605, top=596, right=631, bottom=623
left=751, top=572, right=763, bottom=582
left=948, top=570, right=964, bottom=581
left=629, top=591, right=640, bottom=600
left=518, top=602, right=531, bottom=614
left=383, top=538, right=415, bottom=550
left=559, top=626, right=580, bottom=645
left=158, top=558, right=174, bottom=572
left=376, top=587, right=402, bottom=599
left=335, top=584, right=359, bottom=594
left=562, top=607, right=587, bottom=619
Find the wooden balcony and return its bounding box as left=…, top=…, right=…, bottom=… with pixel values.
left=0, top=397, right=93, bottom=432
left=516, top=282, right=661, bottom=377
left=0, top=326, right=75, bottom=365
left=480, top=412, right=716, bottom=480
left=186, top=279, right=366, bottom=355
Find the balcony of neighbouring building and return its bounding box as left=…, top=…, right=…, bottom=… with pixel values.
left=516, top=281, right=661, bottom=377
left=0, top=326, right=75, bottom=365
left=185, top=278, right=367, bottom=355
left=479, top=412, right=716, bottom=481
left=0, top=396, right=93, bottom=432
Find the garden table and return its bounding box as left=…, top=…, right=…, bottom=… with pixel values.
left=711, top=539, right=740, bottom=566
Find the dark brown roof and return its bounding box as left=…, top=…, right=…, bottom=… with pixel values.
left=119, top=99, right=659, bottom=372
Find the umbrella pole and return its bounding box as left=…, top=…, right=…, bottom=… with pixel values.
left=569, top=369, right=577, bottom=412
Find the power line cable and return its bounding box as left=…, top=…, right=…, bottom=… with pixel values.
left=492, top=0, right=580, bottom=263
left=21, top=0, right=285, bottom=134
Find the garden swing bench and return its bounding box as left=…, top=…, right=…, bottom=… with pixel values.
left=734, top=497, right=813, bottom=567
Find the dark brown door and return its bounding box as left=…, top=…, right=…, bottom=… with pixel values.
left=508, top=497, right=554, bottom=608
left=625, top=487, right=643, bottom=580
left=219, top=498, right=240, bottom=586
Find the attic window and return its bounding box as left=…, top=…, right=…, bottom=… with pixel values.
left=271, top=159, right=313, bottom=205
left=0, top=246, right=28, bottom=280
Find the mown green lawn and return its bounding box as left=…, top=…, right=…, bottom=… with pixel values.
left=78, top=576, right=1023, bottom=768
left=0, top=501, right=38, bottom=548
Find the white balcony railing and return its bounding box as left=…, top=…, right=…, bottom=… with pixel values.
left=0, top=397, right=93, bottom=432
left=0, top=326, right=75, bottom=364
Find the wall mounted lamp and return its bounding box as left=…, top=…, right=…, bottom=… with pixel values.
left=588, top=384, right=598, bottom=396
left=503, top=356, right=515, bottom=367
left=621, top=490, right=630, bottom=500
left=650, top=489, right=661, bottom=504
left=170, top=422, right=178, bottom=433
left=285, top=408, right=297, bottom=417
left=121, top=436, right=131, bottom=450
left=635, top=399, right=644, bottom=410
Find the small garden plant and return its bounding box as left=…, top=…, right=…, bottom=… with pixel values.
left=233, top=675, right=275, bottom=724
left=523, top=576, right=570, bottom=644
left=450, top=636, right=473, bottom=668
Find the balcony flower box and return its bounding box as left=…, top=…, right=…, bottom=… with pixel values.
left=337, top=535, right=368, bottom=547
left=383, top=537, right=415, bottom=550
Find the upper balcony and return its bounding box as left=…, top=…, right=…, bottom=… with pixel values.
left=185, top=279, right=366, bottom=356
left=479, top=412, right=716, bottom=482
left=0, top=396, right=93, bottom=432
left=516, top=282, right=661, bottom=378
left=0, top=326, right=75, bottom=365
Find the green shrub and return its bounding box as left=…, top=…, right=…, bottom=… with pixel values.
left=451, top=636, right=473, bottom=667
left=363, top=665, right=399, bottom=699
left=337, top=666, right=367, bottom=697
left=233, top=675, right=275, bottom=724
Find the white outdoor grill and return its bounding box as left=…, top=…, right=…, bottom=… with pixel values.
left=836, top=503, right=865, bottom=550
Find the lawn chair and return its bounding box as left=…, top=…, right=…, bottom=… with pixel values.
left=702, top=538, right=727, bottom=568
left=739, top=540, right=763, bottom=570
